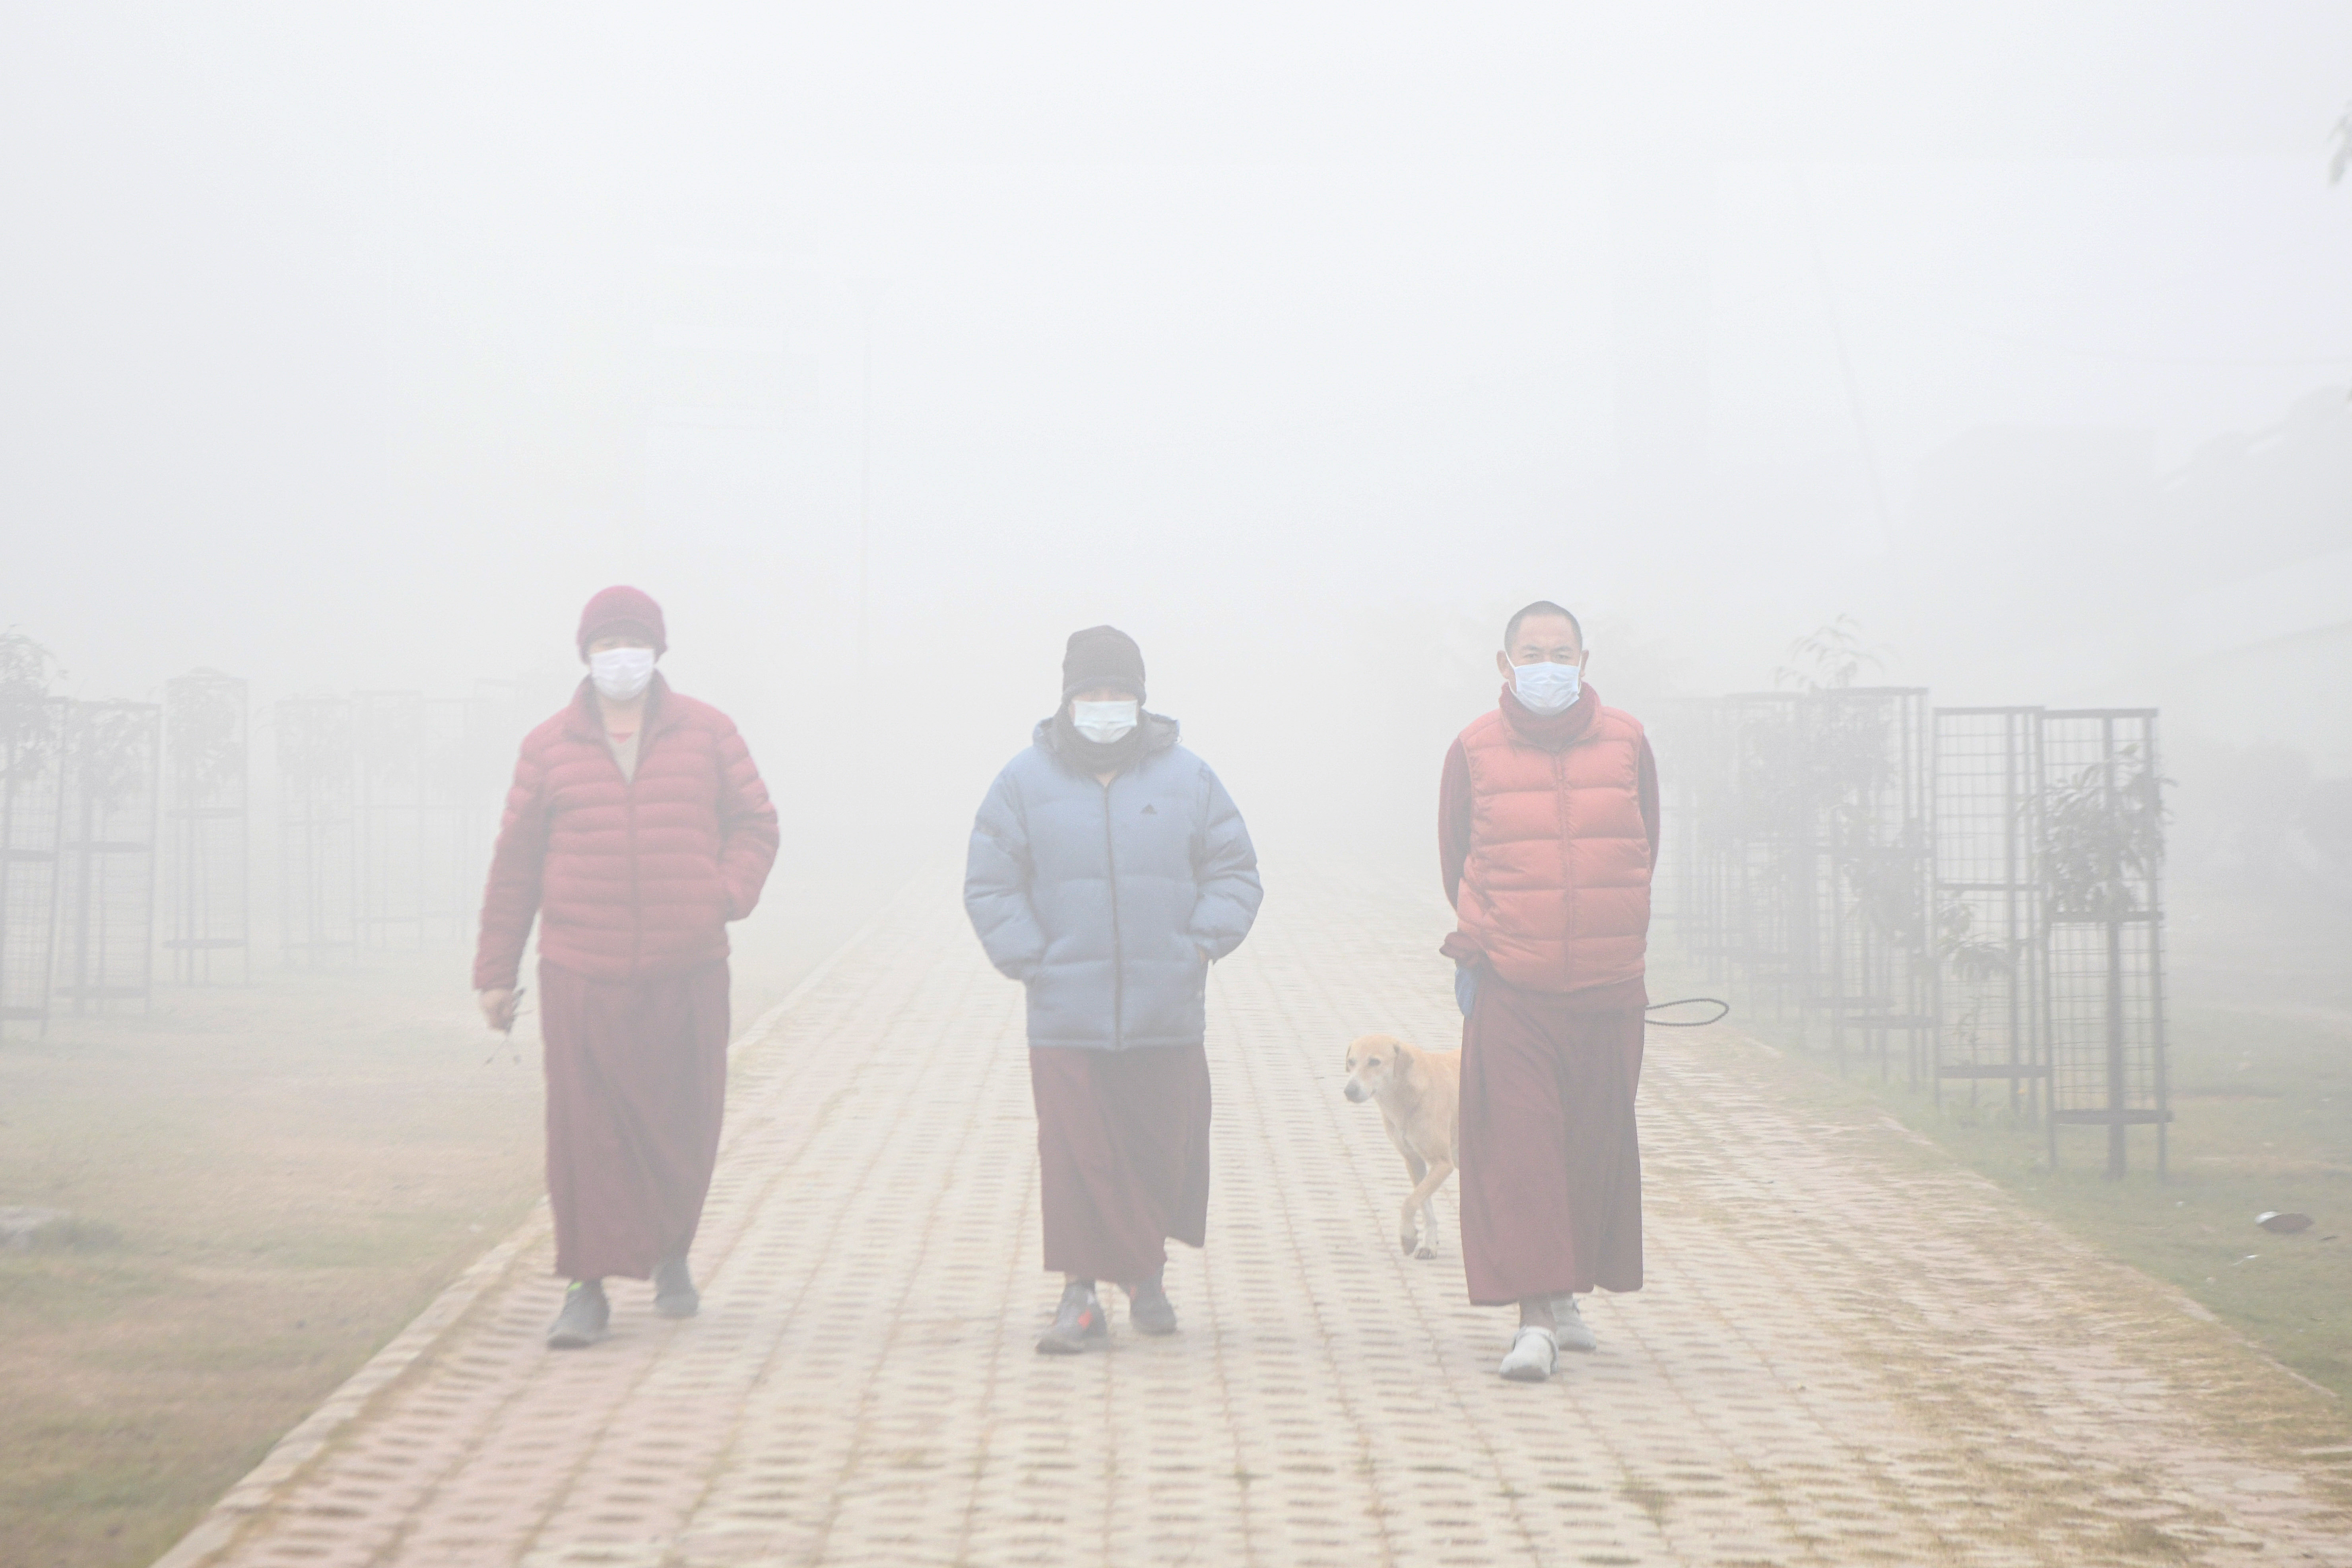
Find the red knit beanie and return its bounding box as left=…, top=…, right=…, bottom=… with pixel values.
left=576, top=585, right=668, bottom=659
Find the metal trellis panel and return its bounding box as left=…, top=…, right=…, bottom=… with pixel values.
left=1800, top=688, right=1935, bottom=1081
left=278, top=697, right=357, bottom=966
left=1719, top=692, right=1812, bottom=1026
left=54, top=699, right=162, bottom=1015
left=1648, top=696, right=1725, bottom=972
left=165, top=670, right=250, bottom=984
left=1931, top=707, right=2047, bottom=1115
left=0, top=695, right=68, bottom=1040
left=2038, top=708, right=2169, bottom=1178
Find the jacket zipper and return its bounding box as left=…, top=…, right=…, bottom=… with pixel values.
left=623, top=728, right=643, bottom=978
left=1100, top=775, right=1124, bottom=1048
left=1554, top=751, right=1573, bottom=974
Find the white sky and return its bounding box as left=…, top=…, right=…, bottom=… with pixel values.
left=5, top=4, right=2349, bottom=776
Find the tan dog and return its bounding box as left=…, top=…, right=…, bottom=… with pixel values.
left=1341, top=1033, right=1461, bottom=1259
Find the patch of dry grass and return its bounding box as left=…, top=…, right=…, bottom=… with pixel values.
left=0, top=957, right=544, bottom=1568
left=0, top=873, right=881, bottom=1568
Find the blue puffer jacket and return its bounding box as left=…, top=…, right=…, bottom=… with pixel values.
left=964, top=714, right=1262, bottom=1050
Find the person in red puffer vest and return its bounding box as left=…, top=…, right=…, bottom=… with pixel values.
left=474, top=586, right=779, bottom=1350
left=1439, top=600, right=1658, bottom=1383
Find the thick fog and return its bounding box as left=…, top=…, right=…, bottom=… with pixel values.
left=7, top=4, right=2351, bottom=891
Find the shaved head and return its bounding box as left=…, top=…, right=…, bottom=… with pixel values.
left=1504, top=600, right=1582, bottom=650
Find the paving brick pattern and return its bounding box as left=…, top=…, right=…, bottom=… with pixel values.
left=161, top=869, right=2352, bottom=1568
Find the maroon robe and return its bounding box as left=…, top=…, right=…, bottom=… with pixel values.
left=539, top=958, right=731, bottom=1281
left=1456, top=978, right=1645, bottom=1304
left=1029, top=1042, right=1212, bottom=1285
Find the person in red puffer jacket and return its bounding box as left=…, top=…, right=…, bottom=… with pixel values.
left=1440, top=599, right=1658, bottom=1384
left=474, top=585, right=779, bottom=1349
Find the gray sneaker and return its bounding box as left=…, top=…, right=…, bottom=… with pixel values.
left=547, top=1280, right=610, bottom=1349
left=1548, top=1294, right=1597, bottom=1353
left=1124, top=1274, right=1178, bottom=1336
left=1036, top=1280, right=1109, bottom=1355
left=653, top=1256, right=699, bottom=1319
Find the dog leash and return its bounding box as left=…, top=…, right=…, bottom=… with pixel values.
left=1644, top=997, right=1730, bottom=1028
left=485, top=986, right=531, bottom=1066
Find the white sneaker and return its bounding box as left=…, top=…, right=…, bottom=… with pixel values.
left=1549, top=1294, right=1597, bottom=1353
left=1498, top=1325, right=1558, bottom=1382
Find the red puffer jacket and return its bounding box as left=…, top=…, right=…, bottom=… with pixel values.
left=1443, top=686, right=1655, bottom=994
left=473, top=676, right=779, bottom=989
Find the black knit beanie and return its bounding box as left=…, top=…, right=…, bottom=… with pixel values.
left=1061, top=625, right=1146, bottom=702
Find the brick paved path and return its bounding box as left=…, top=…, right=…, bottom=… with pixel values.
left=160, top=869, right=2352, bottom=1568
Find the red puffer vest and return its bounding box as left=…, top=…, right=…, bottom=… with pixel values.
left=1454, top=699, right=1651, bottom=993
left=472, top=677, right=780, bottom=989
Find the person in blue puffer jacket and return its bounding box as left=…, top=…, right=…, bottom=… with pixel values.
left=964, top=625, right=1263, bottom=1355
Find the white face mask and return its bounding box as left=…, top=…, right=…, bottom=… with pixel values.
left=1512, top=660, right=1582, bottom=716
left=1071, top=698, right=1139, bottom=744
left=589, top=646, right=657, bottom=702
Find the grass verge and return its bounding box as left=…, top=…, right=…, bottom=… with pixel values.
left=0, top=878, right=873, bottom=1568
left=1658, top=877, right=2351, bottom=1401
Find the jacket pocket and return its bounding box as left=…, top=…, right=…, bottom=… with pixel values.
left=719, top=856, right=760, bottom=921
left=687, top=860, right=731, bottom=924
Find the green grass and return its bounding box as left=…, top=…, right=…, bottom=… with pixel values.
left=1661, top=877, right=2352, bottom=1400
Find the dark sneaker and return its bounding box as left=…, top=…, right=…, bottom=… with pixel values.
left=1124, top=1274, right=1178, bottom=1336
left=547, top=1279, right=609, bottom=1349
left=653, top=1256, right=700, bottom=1319
left=1035, top=1280, right=1108, bottom=1355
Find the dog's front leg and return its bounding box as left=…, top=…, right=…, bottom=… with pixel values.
left=1385, top=1123, right=1429, bottom=1255
left=1397, top=1188, right=1424, bottom=1256
left=1403, top=1157, right=1454, bottom=1260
